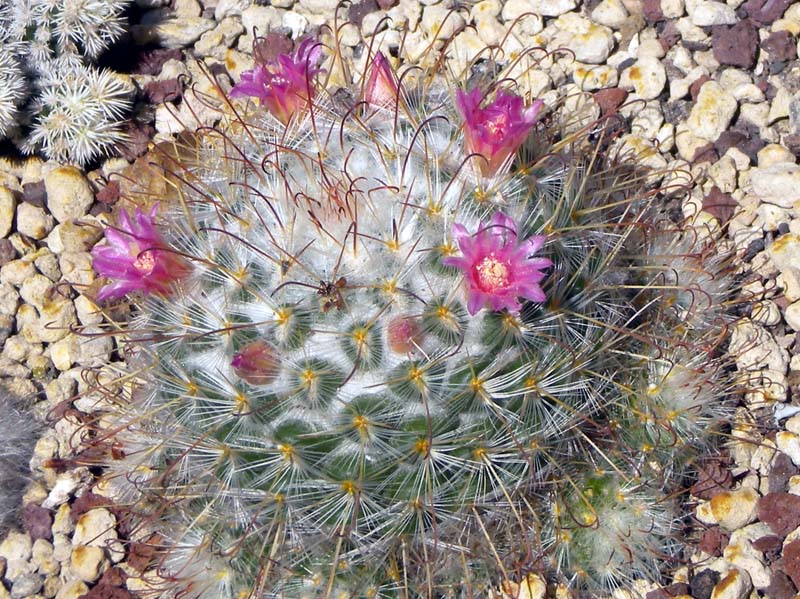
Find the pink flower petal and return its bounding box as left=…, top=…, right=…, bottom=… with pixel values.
left=456, top=87, right=543, bottom=178
left=445, top=212, right=551, bottom=315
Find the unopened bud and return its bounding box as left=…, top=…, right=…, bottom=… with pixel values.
left=231, top=340, right=279, bottom=384
left=387, top=316, right=423, bottom=354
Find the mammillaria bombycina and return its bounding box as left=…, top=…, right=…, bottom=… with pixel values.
left=87, top=34, right=738, bottom=598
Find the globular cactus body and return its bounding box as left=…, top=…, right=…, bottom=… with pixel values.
left=90, top=40, right=736, bottom=598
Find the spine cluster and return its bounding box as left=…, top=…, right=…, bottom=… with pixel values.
left=0, top=0, right=131, bottom=165
left=87, top=37, right=737, bottom=598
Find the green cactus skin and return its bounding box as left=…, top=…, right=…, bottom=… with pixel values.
left=90, top=45, right=737, bottom=599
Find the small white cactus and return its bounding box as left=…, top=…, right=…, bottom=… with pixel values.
left=0, top=0, right=131, bottom=164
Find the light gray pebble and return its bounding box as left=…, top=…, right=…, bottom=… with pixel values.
left=10, top=573, right=43, bottom=598
left=58, top=253, right=95, bottom=288
left=0, top=282, right=19, bottom=315
left=132, top=16, right=215, bottom=48
left=0, top=355, right=29, bottom=378
left=214, top=0, right=251, bottom=20
left=31, top=540, right=58, bottom=578
left=34, top=253, right=60, bottom=282
left=0, top=259, right=36, bottom=287
left=0, top=314, right=14, bottom=346
left=44, top=167, right=94, bottom=225
left=690, top=0, right=738, bottom=25
left=0, top=186, right=16, bottom=238
left=16, top=203, right=55, bottom=240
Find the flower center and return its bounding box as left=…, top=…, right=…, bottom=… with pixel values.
left=133, top=249, right=156, bottom=275
left=483, top=114, right=508, bottom=137
left=475, top=255, right=510, bottom=291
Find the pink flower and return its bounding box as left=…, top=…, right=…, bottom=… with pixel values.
left=456, top=88, right=544, bottom=178
left=232, top=340, right=279, bottom=385
left=91, top=204, right=192, bottom=302
left=230, top=38, right=323, bottom=124
left=364, top=52, right=400, bottom=110
left=443, top=212, right=551, bottom=315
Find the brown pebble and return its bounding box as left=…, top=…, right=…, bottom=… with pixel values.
left=762, top=30, right=798, bottom=62
left=765, top=570, right=797, bottom=599
left=782, top=538, right=800, bottom=588
left=642, top=0, right=664, bottom=22
left=758, top=492, right=800, bottom=537
left=712, top=21, right=758, bottom=68
left=689, top=75, right=712, bottom=102
left=593, top=87, right=628, bottom=115
left=741, top=0, right=793, bottom=25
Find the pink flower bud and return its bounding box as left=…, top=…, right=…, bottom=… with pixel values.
left=91, top=204, right=192, bottom=302
left=230, top=39, right=323, bottom=124
left=231, top=341, right=280, bottom=385
left=364, top=52, right=400, bottom=110
left=387, top=316, right=424, bottom=354
left=456, top=88, right=544, bottom=178
left=443, top=212, right=552, bottom=315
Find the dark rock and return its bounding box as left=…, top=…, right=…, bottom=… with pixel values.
left=0, top=238, right=17, bottom=266
left=144, top=78, right=183, bottom=104
left=715, top=130, right=747, bottom=155
left=22, top=503, right=52, bottom=541
left=763, top=31, right=797, bottom=62
left=758, top=492, right=800, bottom=536
left=782, top=538, right=800, bottom=588
left=82, top=567, right=137, bottom=599
left=135, top=48, right=184, bottom=76
left=95, top=180, right=121, bottom=206
left=376, top=0, right=398, bottom=8
left=70, top=491, right=111, bottom=522
left=643, top=0, right=664, bottom=22
left=698, top=527, right=729, bottom=557
left=742, top=238, right=764, bottom=262
left=691, top=455, right=734, bottom=499
left=753, top=535, right=783, bottom=562
left=692, top=142, right=718, bottom=164
left=348, top=0, right=380, bottom=27
left=682, top=39, right=710, bottom=52
left=702, top=186, right=738, bottom=225
left=712, top=21, right=758, bottom=68
left=253, top=30, right=294, bottom=64
left=741, top=0, right=793, bottom=25
left=690, top=568, right=720, bottom=599
left=127, top=536, right=161, bottom=573
left=716, top=121, right=765, bottom=163
left=22, top=181, right=46, bottom=207
left=766, top=570, right=798, bottom=599
left=658, top=21, right=681, bottom=50
left=663, top=100, right=691, bottom=125
left=689, top=75, right=712, bottom=101
left=594, top=87, right=628, bottom=115
left=117, top=120, right=156, bottom=162
left=783, top=133, right=800, bottom=158
left=770, top=60, right=787, bottom=75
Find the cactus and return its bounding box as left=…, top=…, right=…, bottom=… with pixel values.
left=87, top=38, right=736, bottom=597
left=0, top=396, right=41, bottom=533
left=0, top=48, right=26, bottom=140
left=0, top=0, right=131, bottom=165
